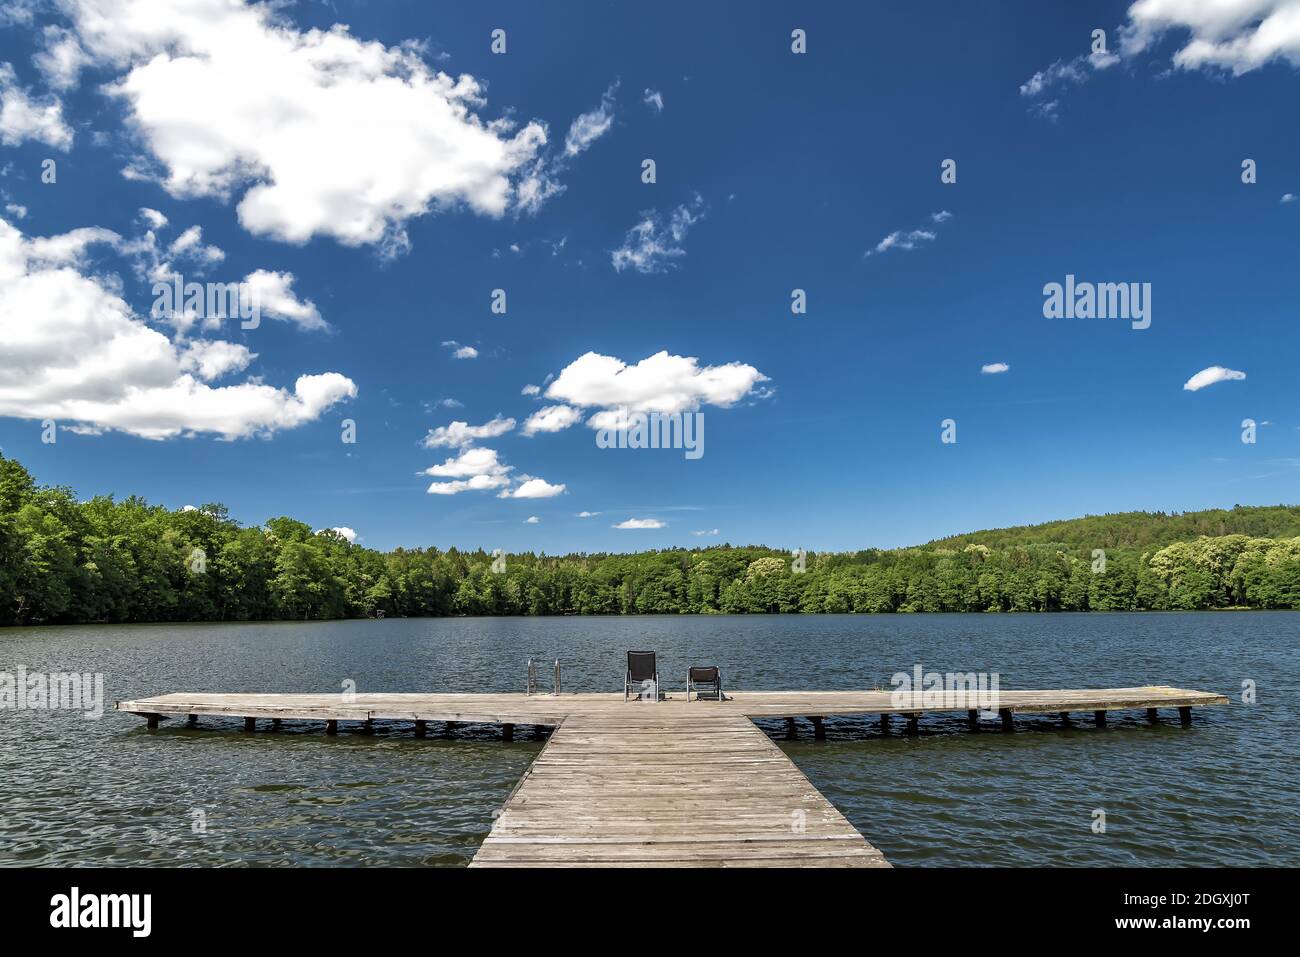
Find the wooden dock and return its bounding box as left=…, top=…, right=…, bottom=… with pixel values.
left=116, top=685, right=1228, bottom=868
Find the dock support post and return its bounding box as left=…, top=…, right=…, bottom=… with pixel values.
left=999, top=708, right=1013, bottom=732
left=503, top=723, right=514, bottom=742
left=1147, top=708, right=1159, bottom=724
left=906, top=713, right=919, bottom=736
left=1060, top=712, right=1071, bottom=728
left=879, top=713, right=890, bottom=735
left=325, top=720, right=337, bottom=735
left=785, top=717, right=797, bottom=739
left=967, top=709, right=978, bottom=731
left=187, top=714, right=197, bottom=727
left=243, top=716, right=256, bottom=733
left=811, top=716, right=826, bottom=740
left=271, top=718, right=282, bottom=730
left=360, top=719, right=374, bottom=735
left=414, top=720, right=427, bottom=738
left=442, top=721, right=458, bottom=737
left=146, top=713, right=160, bottom=730
left=531, top=724, right=545, bottom=740
left=1179, top=706, right=1192, bottom=726
left=1094, top=710, right=1107, bottom=728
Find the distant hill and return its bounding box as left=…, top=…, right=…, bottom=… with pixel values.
left=923, top=506, right=1300, bottom=552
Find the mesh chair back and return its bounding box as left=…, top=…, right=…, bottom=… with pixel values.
left=627, top=651, right=657, bottom=681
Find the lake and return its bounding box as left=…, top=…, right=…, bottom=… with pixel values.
left=0, top=612, right=1294, bottom=867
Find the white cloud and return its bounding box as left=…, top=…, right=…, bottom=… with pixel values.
left=4, top=204, right=26, bottom=219
left=515, top=82, right=618, bottom=214
left=179, top=339, right=254, bottom=380
left=1022, top=2, right=1300, bottom=119
left=423, top=447, right=512, bottom=494
left=643, top=88, right=664, bottom=113
left=692, top=528, right=719, bottom=536
left=53, top=0, right=564, bottom=249
left=1283, top=193, right=1298, bottom=203
left=168, top=225, right=224, bottom=265
left=524, top=515, right=539, bottom=524
left=0, top=216, right=356, bottom=439
left=611, top=194, right=706, bottom=273
left=578, top=510, right=600, bottom=518
left=139, top=207, right=168, bottom=229
left=545, top=350, right=768, bottom=423
left=420, top=442, right=561, bottom=499
left=521, top=383, right=541, bottom=396
left=319, top=526, right=357, bottom=543
left=981, top=362, right=1010, bottom=374
left=522, top=404, right=582, bottom=435
left=422, top=415, right=516, bottom=448
left=1183, top=366, right=1246, bottom=391
left=564, top=82, right=617, bottom=156
left=442, top=339, right=478, bottom=360
left=867, top=210, right=954, bottom=256
left=0, top=62, right=73, bottom=148
left=1122, top=0, right=1300, bottom=75
left=33, top=25, right=90, bottom=91
left=502, top=477, right=566, bottom=499
left=614, top=518, right=665, bottom=529
left=241, top=269, right=325, bottom=330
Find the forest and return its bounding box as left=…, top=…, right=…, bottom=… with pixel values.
left=3, top=452, right=1300, bottom=625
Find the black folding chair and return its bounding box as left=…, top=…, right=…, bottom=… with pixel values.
left=625, top=651, right=659, bottom=701
left=687, top=665, right=724, bottom=702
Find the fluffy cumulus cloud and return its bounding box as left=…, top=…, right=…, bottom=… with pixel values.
left=981, top=362, right=1010, bottom=374
left=240, top=269, right=324, bottom=330
left=319, top=526, right=357, bottom=543
left=0, top=216, right=356, bottom=439
left=541, top=350, right=769, bottom=430
left=611, top=194, right=706, bottom=273
left=420, top=415, right=562, bottom=496
left=643, top=88, right=664, bottom=113
left=1183, top=365, right=1246, bottom=391
left=39, top=0, right=618, bottom=250
left=522, top=404, right=582, bottom=435
left=500, top=477, right=566, bottom=499
left=442, top=340, right=478, bottom=359
left=1121, top=0, right=1300, bottom=74
left=0, top=62, right=73, bottom=148
left=422, top=415, right=516, bottom=449
left=614, top=518, right=665, bottom=529
left=423, top=447, right=512, bottom=494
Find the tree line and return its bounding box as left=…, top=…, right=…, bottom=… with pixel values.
left=3, top=452, right=1300, bottom=626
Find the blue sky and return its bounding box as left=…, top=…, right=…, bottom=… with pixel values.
left=1, top=0, right=1298, bottom=553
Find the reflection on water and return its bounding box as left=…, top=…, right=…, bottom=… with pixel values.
left=0, top=612, right=1294, bottom=866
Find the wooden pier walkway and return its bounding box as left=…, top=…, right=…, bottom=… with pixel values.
left=116, top=685, right=1228, bottom=868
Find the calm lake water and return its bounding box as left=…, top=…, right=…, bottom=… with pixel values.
left=0, top=613, right=1295, bottom=867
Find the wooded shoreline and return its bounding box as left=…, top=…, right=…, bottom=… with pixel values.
left=5, top=453, right=1300, bottom=626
